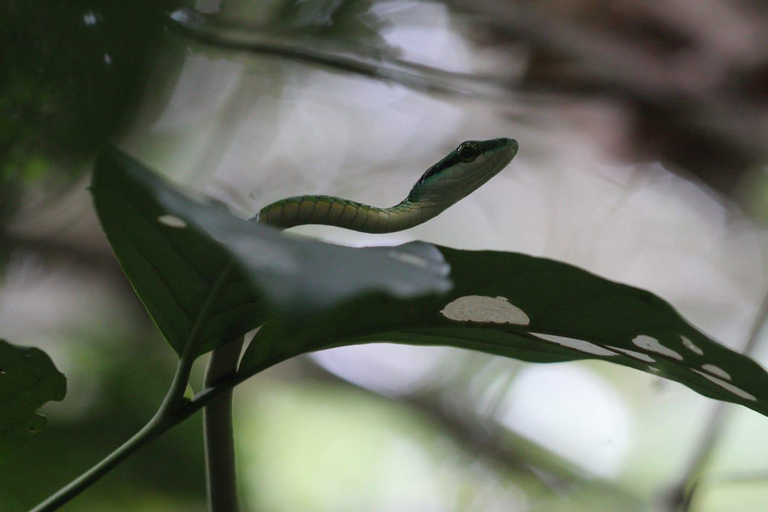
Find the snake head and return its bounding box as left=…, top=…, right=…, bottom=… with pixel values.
left=408, top=138, right=519, bottom=205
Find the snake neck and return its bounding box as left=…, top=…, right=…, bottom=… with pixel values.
left=255, top=195, right=443, bottom=233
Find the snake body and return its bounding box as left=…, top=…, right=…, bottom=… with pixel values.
left=256, top=138, right=518, bottom=232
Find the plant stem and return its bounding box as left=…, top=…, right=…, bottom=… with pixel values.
left=31, top=264, right=236, bottom=511
left=30, top=350, right=277, bottom=512
left=167, top=8, right=501, bottom=101
left=203, top=337, right=245, bottom=512
left=30, top=415, right=167, bottom=512
left=30, top=347, right=197, bottom=512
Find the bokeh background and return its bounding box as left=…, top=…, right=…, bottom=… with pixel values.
left=3, top=1, right=768, bottom=510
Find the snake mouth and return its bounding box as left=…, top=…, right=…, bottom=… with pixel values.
left=463, top=140, right=517, bottom=192
left=477, top=138, right=518, bottom=158
left=489, top=137, right=518, bottom=153
left=480, top=138, right=518, bottom=169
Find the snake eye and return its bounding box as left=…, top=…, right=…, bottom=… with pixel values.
left=457, top=142, right=479, bottom=162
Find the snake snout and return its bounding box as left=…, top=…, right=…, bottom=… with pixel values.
left=486, top=138, right=519, bottom=160
left=498, top=138, right=518, bottom=153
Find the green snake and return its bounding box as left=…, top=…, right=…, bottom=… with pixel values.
left=255, top=138, right=519, bottom=232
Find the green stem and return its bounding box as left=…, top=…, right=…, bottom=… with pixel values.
left=31, top=263, right=236, bottom=511
left=30, top=417, right=166, bottom=512
left=203, top=337, right=245, bottom=512
left=30, top=350, right=196, bottom=512
left=30, top=353, right=275, bottom=512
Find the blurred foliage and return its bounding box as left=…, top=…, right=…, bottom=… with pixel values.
left=0, top=329, right=206, bottom=511
left=738, top=166, right=768, bottom=223
left=0, top=339, right=65, bottom=458
left=0, top=0, right=181, bottom=219
left=269, top=0, right=397, bottom=56
left=458, top=0, right=768, bottom=194
left=241, top=379, right=643, bottom=512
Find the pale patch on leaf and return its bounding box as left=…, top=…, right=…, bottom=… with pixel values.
left=157, top=215, right=187, bottom=228
left=693, top=370, right=755, bottom=401
left=702, top=364, right=731, bottom=381
left=681, top=335, right=704, bottom=356
left=606, top=346, right=656, bottom=363
left=441, top=296, right=530, bottom=325
left=632, top=335, right=683, bottom=361
left=532, top=333, right=618, bottom=357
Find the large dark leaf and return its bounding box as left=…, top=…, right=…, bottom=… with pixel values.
left=0, top=339, right=66, bottom=456
left=91, top=148, right=451, bottom=357
left=242, top=249, right=768, bottom=417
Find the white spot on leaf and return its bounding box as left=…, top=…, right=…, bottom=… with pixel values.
left=83, top=12, right=98, bottom=26
left=681, top=335, right=704, bottom=355
left=387, top=251, right=429, bottom=268
left=702, top=364, right=731, bottom=381
left=632, top=335, right=683, bottom=361
left=532, top=333, right=618, bottom=357
left=606, top=346, right=656, bottom=363
left=158, top=215, right=187, bottom=228
left=441, top=296, right=530, bottom=325
left=693, top=370, right=756, bottom=401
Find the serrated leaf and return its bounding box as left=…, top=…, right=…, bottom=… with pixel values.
left=0, top=339, right=66, bottom=456
left=242, top=248, right=768, bottom=417
left=91, top=148, right=451, bottom=357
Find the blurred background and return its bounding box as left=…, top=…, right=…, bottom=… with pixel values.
left=3, top=0, right=768, bottom=510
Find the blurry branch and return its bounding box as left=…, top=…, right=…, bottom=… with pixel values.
left=457, top=0, right=686, bottom=99
left=668, top=291, right=768, bottom=511
left=166, top=8, right=511, bottom=102
left=297, top=356, right=644, bottom=506
left=454, top=0, right=768, bottom=157
left=166, top=1, right=768, bottom=195
left=449, top=0, right=768, bottom=195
